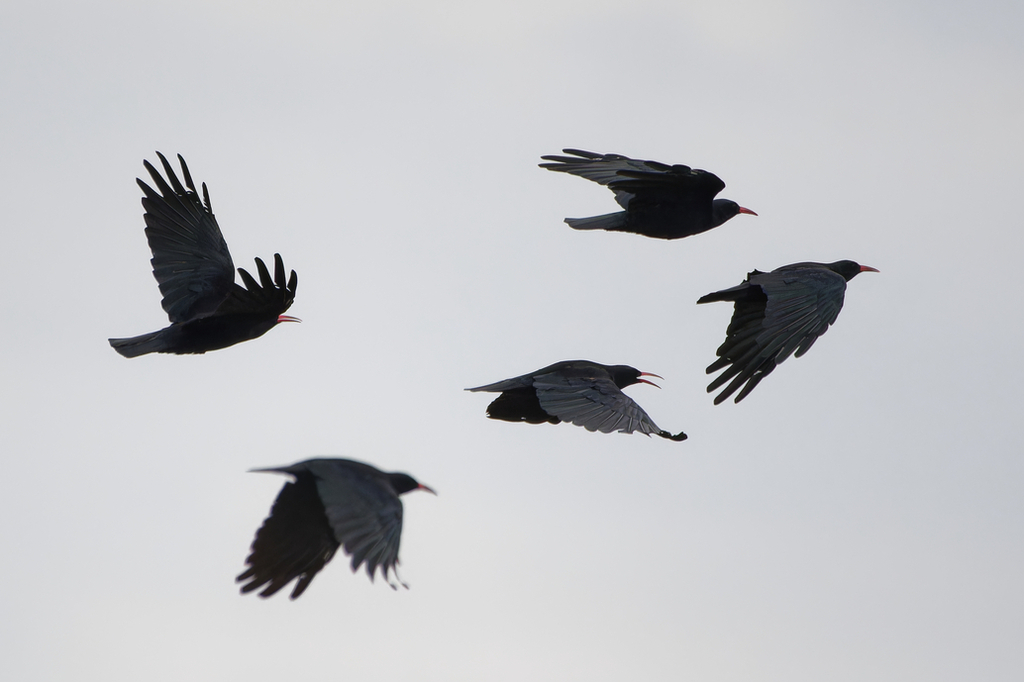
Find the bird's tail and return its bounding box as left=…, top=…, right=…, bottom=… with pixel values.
left=696, top=289, right=741, bottom=304
left=696, top=282, right=757, bottom=304
left=108, top=330, right=168, bottom=358
left=697, top=271, right=766, bottom=304
left=564, top=211, right=628, bottom=232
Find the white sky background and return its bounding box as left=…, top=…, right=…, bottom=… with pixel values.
left=1, top=0, right=1022, bottom=679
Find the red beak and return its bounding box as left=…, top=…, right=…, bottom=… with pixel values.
left=637, top=371, right=664, bottom=388
left=417, top=484, right=437, bottom=495
left=738, top=206, right=758, bottom=216
left=277, top=315, right=302, bottom=323
left=859, top=265, right=880, bottom=273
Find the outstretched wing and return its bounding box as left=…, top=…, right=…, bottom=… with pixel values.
left=237, top=471, right=340, bottom=600
left=540, top=148, right=725, bottom=209
left=216, top=253, right=298, bottom=317
left=309, top=461, right=406, bottom=588
left=138, top=153, right=235, bottom=323
left=532, top=371, right=666, bottom=437
left=702, top=267, right=849, bottom=404
left=540, top=149, right=672, bottom=186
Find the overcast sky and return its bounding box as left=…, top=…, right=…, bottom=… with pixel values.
left=2, top=1, right=1022, bottom=680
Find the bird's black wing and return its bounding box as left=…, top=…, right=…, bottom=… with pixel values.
left=760, top=268, right=848, bottom=360
left=532, top=371, right=666, bottom=437
left=237, top=471, right=340, bottom=600
left=308, top=461, right=407, bottom=589
left=540, top=149, right=669, bottom=186
left=540, top=149, right=725, bottom=209
left=702, top=268, right=848, bottom=403
left=610, top=166, right=726, bottom=208
left=215, top=253, right=297, bottom=318
left=138, top=153, right=235, bottom=323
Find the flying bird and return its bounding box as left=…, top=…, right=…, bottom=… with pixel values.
left=697, top=260, right=879, bottom=404
left=539, top=148, right=756, bottom=240
left=238, top=458, right=436, bottom=600
left=467, top=360, right=687, bottom=441
left=108, top=152, right=298, bottom=357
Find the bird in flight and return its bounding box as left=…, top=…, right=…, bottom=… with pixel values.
left=238, top=458, right=436, bottom=599
left=467, top=360, right=687, bottom=441
left=540, top=148, right=756, bottom=240
left=109, top=152, right=298, bottom=357
left=698, top=260, right=879, bottom=403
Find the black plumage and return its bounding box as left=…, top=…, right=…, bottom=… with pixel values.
left=467, top=360, right=687, bottom=441
left=540, top=148, right=756, bottom=240
left=109, top=153, right=298, bottom=357
left=698, top=260, right=879, bottom=404
left=238, top=458, right=435, bottom=600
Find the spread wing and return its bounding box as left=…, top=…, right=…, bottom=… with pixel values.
left=703, top=268, right=849, bottom=404
left=138, top=153, right=235, bottom=323
left=540, top=148, right=725, bottom=209
left=215, top=253, right=298, bottom=317
left=532, top=371, right=666, bottom=437
left=237, top=471, right=340, bottom=600
left=311, top=462, right=406, bottom=588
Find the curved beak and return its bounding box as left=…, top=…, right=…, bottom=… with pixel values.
left=638, top=371, right=664, bottom=388
left=859, top=265, right=880, bottom=273
left=738, top=206, right=758, bottom=216
left=277, top=315, right=302, bottom=323
left=417, top=484, right=438, bottom=495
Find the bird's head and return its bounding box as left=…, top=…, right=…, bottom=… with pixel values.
left=711, top=199, right=758, bottom=228
left=389, top=473, right=437, bottom=496
left=609, top=365, right=663, bottom=389
left=828, top=260, right=880, bottom=281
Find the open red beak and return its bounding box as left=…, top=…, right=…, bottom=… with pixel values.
left=859, top=265, right=880, bottom=273
left=738, top=206, right=758, bottom=216
left=277, top=315, right=302, bottom=323
left=637, top=371, right=664, bottom=388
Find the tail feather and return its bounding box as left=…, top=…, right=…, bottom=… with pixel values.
left=697, top=288, right=743, bottom=304
left=565, top=211, right=628, bottom=232
left=108, top=329, right=169, bottom=358
left=697, top=283, right=760, bottom=304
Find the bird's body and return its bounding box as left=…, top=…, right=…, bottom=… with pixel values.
left=467, top=360, right=687, bottom=441
left=108, top=153, right=298, bottom=357
left=698, top=260, right=878, bottom=404
left=540, top=148, right=756, bottom=240
left=238, top=458, right=435, bottom=600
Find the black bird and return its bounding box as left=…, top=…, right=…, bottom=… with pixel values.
left=540, top=148, right=756, bottom=240
left=109, top=153, right=298, bottom=357
left=238, top=458, right=436, bottom=600
left=698, top=260, right=879, bottom=404
left=467, top=360, right=687, bottom=441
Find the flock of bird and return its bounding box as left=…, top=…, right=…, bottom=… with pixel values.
left=109, top=149, right=876, bottom=599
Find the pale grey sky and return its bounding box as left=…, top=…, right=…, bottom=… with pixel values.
left=2, top=1, right=1022, bottom=680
